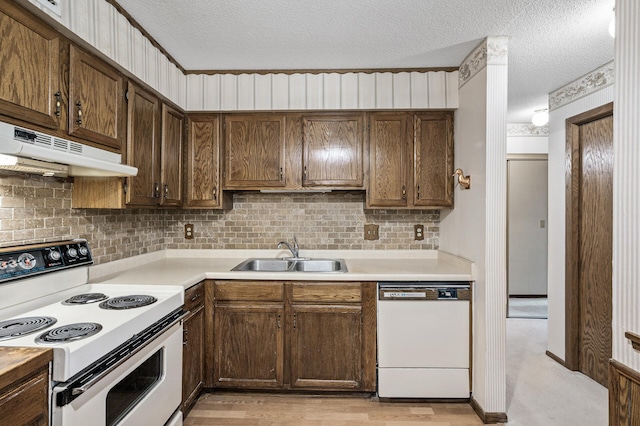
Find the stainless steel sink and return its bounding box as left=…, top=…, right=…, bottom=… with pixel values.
left=231, top=258, right=348, bottom=273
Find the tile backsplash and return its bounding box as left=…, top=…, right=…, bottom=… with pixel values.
left=0, top=173, right=440, bottom=264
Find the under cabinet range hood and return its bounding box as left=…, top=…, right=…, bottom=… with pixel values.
left=0, top=121, right=138, bottom=177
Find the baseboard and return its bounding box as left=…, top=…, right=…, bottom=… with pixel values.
left=470, top=396, right=508, bottom=424
left=545, top=350, right=566, bottom=366
left=509, top=294, right=547, bottom=298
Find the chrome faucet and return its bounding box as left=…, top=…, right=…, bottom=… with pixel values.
left=277, top=236, right=300, bottom=259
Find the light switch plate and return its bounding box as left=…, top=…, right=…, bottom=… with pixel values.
left=364, top=224, right=379, bottom=240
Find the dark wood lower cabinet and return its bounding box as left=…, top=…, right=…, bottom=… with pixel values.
left=182, top=282, right=205, bottom=414
left=289, top=304, right=362, bottom=389
left=610, top=359, right=640, bottom=425
left=0, top=366, right=48, bottom=426
left=213, top=304, right=284, bottom=388
left=209, top=281, right=376, bottom=392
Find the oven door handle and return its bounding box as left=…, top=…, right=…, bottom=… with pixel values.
left=54, top=310, right=188, bottom=405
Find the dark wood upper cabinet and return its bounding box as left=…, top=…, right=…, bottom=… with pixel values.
left=185, top=114, right=231, bottom=209
left=302, top=114, right=364, bottom=188
left=126, top=82, right=161, bottom=206
left=0, top=0, right=61, bottom=130
left=414, top=111, right=454, bottom=208
left=223, top=114, right=286, bottom=189
left=367, top=112, right=411, bottom=208
left=160, top=104, right=184, bottom=207
left=367, top=111, right=453, bottom=209
left=69, top=45, right=123, bottom=151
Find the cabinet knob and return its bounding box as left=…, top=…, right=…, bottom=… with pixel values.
left=75, top=102, right=82, bottom=126
left=417, top=185, right=421, bottom=200
left=402, top=185, right=406, bottom=201
left=293, top=312, right=297, bottom=329
left=280, top=167, right=284, bottom=181
left=164, top=184, right=169, bottom=199
left=277, top=314, right=281, bottom=329
left=213, top=186, right=217, bottom=201
left=153, top=182, right=160, bottom=198
left=190, top=293, right=201, bottom=301
left=54, top=92, right=61, bottom=117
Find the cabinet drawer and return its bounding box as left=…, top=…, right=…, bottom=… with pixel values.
left=214, top=282, right=284, bottom=302
left=0, top=368, right=48, bottom=426
left=291, top=283, right=361, bottom=303
left=184, top=282, right=204, bottom=312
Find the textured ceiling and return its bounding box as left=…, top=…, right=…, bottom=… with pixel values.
left=116, top=0, right=615, bottom=122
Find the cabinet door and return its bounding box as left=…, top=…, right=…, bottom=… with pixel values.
left=223, top=114, right=286, bottom=188
left=0, top=1, right=61, bottom=129
left=302, top=114, right=363, bottom=187
left=160, top=104, right=183, bottom=207
left=186, top=115, right=224, bottom=208
left=182, top=307, right=204, bottom=413
left=126, top=82, right=160, bottom=206
left=214, top=304, right=284, bottom=389
left=367, top=112, right=411, bottom=207
left=289, top=304, right=362, bottom=390
left=414, top=112, right=454, bottom=208
left=69, top=45, right=123, bottom=150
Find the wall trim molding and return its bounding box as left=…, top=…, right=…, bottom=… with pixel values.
left=459, top=37, right=508, bottom=89
left=545, top=350, right=566, bottom=366
left=470, top=396, right=508, bottom=424
left=550, top=61, right=614, bottom=111
left=507, top=123, right=549, bottom=137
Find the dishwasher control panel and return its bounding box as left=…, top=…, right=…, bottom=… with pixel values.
left=378, top=282, right=471, bottom=301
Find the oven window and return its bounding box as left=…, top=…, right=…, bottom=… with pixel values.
left=106, top=348, right=164, bottom=425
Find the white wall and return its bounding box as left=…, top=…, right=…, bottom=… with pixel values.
left=440, top=36, right=508, bottom=415
left=546, top=85, right=614, bottom=359
left=507, top=136, right=548, bottom=155
left=612, top=0, right=640, bottom=371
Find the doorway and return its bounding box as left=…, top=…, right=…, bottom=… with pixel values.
left=507, top=156, right=548, bottom=318
left=565, top=102, right=613, bottom=387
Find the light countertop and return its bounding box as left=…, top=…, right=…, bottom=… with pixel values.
left=89, top=249, right=475, bottom=289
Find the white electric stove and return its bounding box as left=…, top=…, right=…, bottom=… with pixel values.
left=0, top=240, right=185, bottom=426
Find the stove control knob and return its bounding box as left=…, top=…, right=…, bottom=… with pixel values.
left=48, top=250, right=61, bottom=262
left=66, top=247, right=78, bottom=258
left=78, top=246, right=89, bottom=257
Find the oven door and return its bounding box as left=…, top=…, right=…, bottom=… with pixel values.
left=52, top=322, right=182, bottom=426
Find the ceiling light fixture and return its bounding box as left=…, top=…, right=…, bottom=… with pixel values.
left=609, top=8, right=615, bottom=38
left=531, top=109, right=549, bottom=127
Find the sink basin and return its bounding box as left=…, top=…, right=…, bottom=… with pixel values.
left=231, top=258, right=348, bottom=273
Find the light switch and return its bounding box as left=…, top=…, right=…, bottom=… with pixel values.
left=539, top=220, right=546, bottom=229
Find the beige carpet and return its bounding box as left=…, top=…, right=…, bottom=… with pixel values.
left=508, top=297, right=548, bottom=318
left=506, top=318, right=608, bottom=425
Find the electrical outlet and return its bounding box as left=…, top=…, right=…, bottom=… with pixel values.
left=364, top=224, right=379, bottom=240
left=184, top=224, right=194, bottom=239
left=414, top=224, right=424, bottom=240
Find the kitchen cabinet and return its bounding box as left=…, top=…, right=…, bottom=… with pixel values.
left=212, top=282, right=285, bottom=388
left=69, top=45, right=124, bottom=151
left=223, top=114, right=286, bottom=189
left=0, top=365, right=48, bottom=426
left=302, top=114, right=364, bottom=188
left=209, top=281, right=376, bottom=392
left=126, top=82, right=161, bottom=206
left=182, top=282, right=205, bottom=414
left=0, top=0, right=62, bottom=130
left=185, top=114, right=232, bottom=209
left=367, top=111, right=454, bottom=209
left=160, top=104, right=184, bottom=207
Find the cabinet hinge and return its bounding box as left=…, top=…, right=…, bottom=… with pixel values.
left=367, top=123, right=371, bottom=131
left=124, top=89, right=129, bottom=102
left=222, top=122, right=226, bottom=130
left=123, top=180, right=128, bottom=194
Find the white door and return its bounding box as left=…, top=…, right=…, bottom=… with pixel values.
left=508, top=159, right=548, bottom=296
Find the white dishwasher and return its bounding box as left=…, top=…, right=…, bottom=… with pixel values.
left=377, top=282, right=471, bottom=398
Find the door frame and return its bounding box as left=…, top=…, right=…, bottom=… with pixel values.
left=564, top=102, right=614, bottom=371
left=506, top=154, right=548, bottom=317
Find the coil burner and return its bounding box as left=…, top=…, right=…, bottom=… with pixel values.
left=36, top=322, right=102, bottom=344
left=0, top=316, right=57, bottom=341
left=99, top=295, right=157, bottom=310
left=62, top=293, right=109, bottom=305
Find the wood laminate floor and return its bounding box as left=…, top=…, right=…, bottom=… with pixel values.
left=183, top=392, right=485, bottom=425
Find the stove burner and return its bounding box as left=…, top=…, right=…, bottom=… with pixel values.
left=0, top=316, right=57, bottom=341
left=62, top=293, right=109, bottom=305
left=99, top=295, right=157, bottom=310
left=36, top=323, right=102, bottom=344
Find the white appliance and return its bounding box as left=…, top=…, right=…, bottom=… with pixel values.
left=0, top=120, right=138, bottom=177
left=0, top=240, right=184, bottom=426
left=377, top=282, right=471, bottom=398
